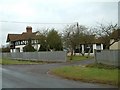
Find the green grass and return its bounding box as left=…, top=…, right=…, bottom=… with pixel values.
left=67, top=56, right=93, bottom=61
left=0, top=59, right=2, bottom=64
left=86, top=63, right=119, bottom=69
left=51, top=65, right=119, bottom=85
left=1, top=58, right=43, bottom=65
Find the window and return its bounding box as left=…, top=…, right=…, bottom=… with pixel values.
left=96, top=44, right=101, bottom=50
left=74, top=45, right=82, bottom=53
left=84, top=44, right=93, bottom=53
left=15, top=42, right=17, bottom=46
left=21, top=41, right=23, bottom=45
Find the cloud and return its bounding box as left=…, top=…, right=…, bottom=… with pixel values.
left=0, top=0, right=118, bottom=45
left=0, top=0, right=118, bottom=23
left=0, top=0, right=37, bottom=21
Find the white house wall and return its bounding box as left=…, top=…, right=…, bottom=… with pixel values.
left=93, top=44, right=97, bottom=49
left=15, top=45, right=25, bottom=52
left=32, top=44, right=40, bottom=51
left=13, top=44, right=41, bottom=52
left=93, top=44, right=96, bottom=54
left=110, top=40, right=120, bottom=50
left=72, top=44, right=103, bottom=56
left=10, top=49, right=16, bottom=53
left=81, top=45, right=84, bottom=54
left=101, top=44, right=103, bottom=50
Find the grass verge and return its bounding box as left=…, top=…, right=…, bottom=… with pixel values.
left=1, top=58, right=43, bottom=65
left=67, top=56, right=93, bottom=61
left=86, top=63, right=120, bottom=69
left=51, top=65, right=119, bottom=86
left=0, top=59, right=2, bottom=64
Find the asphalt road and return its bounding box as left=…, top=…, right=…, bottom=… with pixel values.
left=2, top=60, right=117, bottom=88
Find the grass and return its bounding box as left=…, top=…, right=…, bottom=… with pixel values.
left=51, top=65, right=119, bottom=86
left=86, top=63, right=120, bottom=69
left=0, top=56, right=92, bottom=64
left=0, top=58, right=44, bottom=65
left=0, top=58, right=2, bottom=64
left=67, top=55, right=93, bottom=61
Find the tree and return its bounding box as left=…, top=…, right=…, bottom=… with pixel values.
left=63, top=25, right=78, bottom=60
left=93, top=23, right=118, bottom=49
left=78, top=27, right=95, bottom=57
left=38, top=34, right=48, bottom=51
left=23, top=38, right=36, bottom=52
left=47, top=29, right=63, bottom=51
left=63, top=23, right=88, bottom=60
left=63, top=23, right=96, bottom=59
left=1, top=45, right=10, bottom=53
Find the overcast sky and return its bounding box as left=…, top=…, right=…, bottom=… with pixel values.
left=0, top=0, right=119, bottom=45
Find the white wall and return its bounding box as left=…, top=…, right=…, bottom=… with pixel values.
left=93, top=44, right=96, bottom=54
left=110, top=40, right=120, bottom=50
left=15, top=45, right=25, bottom=52
left=68, top=44, right=103, bottom=56
left=101, top=44, right=103, bottom=50
left=10, top=49, right=16, bottom=53
left=33, top=44, right=40, bottom=51
left=12, top=44, right=41, bottom=52
left=81, top=45, right=84, bottom=54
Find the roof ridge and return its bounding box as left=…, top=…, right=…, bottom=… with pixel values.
left=8, top=33, right=20, bottom=35
left=7, top=31, right=40, bottom=42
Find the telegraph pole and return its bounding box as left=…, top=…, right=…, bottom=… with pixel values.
left=76, top=22, right=79, bottom=32
left=76, top=22, right=81, bottom=55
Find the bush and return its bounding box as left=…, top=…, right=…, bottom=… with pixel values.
left=23, top=39, right=36, bottom=52
left=23, top=44, right=36, bottom=52
left=39, top=44, right=47, bottom=51
left=1, top=47, right=10, bottom=53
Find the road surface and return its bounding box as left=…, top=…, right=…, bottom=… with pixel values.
left=2, top=60, right=117, bottom=88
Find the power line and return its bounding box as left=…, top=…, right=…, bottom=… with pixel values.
left=0, top=21, right=75, bottom=24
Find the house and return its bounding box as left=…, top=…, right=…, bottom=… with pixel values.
left=6, top=26, right=41, bottom=52
left=72, top=36, right=104, bottom=56
left=110, top=40, right=120, bottom=50
left=110, top=29, right=120, bottom=50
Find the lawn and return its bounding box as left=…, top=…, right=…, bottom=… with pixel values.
left=51, top=65, right=119, bottom=85
left=0, top=59, right=2, bottom=64
left=67, top=55, right=93, bottom=61
left=0, top=56, right=93, bottom=64
left=1, top=58, right=43, bottom=65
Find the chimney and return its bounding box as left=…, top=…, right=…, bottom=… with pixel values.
left=26, top=26, right=32, bottom=33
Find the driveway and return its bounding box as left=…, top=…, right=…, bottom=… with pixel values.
left=2, top=59, right=117, bottom=88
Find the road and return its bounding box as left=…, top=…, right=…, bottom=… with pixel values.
left=2, top=60, right=117, bottom=88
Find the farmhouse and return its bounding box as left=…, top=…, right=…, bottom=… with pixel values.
left=6, top=26, right=41, bottom=52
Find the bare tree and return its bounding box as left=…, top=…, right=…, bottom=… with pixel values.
left=63, top=23, right=88, bottom=60
left=93, top=23, right=118, bottom=49
left=63, top=25, right=76, bottom=60
left=80, top=28, right=95, bottom=58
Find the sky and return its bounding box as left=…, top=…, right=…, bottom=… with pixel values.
left=0, top=0, right=119, bottom=45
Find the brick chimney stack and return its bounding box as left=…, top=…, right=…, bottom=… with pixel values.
left=26, top=26, right=32, bottom=33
